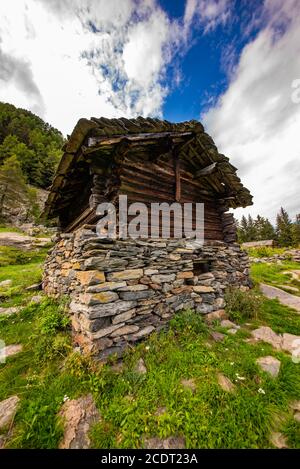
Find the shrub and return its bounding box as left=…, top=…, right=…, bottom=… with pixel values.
left=225, top=287, right=262, bottom=322
left=39, top=306, right=70, bottom=335
left=246, top=246, right=285, bottom=258
left=32, top=299, right=71, bottom=362
left=170, top=309, right=208, bottom=334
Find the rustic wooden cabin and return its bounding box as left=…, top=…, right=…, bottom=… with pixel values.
left=43, top=117, right=253, bottom=358
left=43, top=117, right=252, bottom=240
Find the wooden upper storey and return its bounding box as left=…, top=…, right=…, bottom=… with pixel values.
left=42, top=117, right=253, bottom=239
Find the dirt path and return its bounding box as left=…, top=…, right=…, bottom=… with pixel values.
left=260, top=283, right=300, bottom=313
left=0, top=232, right=50, bottom=250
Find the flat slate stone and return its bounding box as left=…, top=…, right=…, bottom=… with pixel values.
left=0, top=396, right=20, bottom=430
left=290, top=401, right=300, bottom=412
left=134, top=358, right=147, bottom=374
left=0, top=280, right=12, bottom=288
left=210, top=331, right=226, bottom=343
left=281, top=333, right=300, bottom=354
left=144, top=436, right=185, bottom=449
left=181, top=378, right=197, bottom=393
left=270, top=432, right=288, bottom=449
left=256, top=356, right=281, bottom=378
left=220, top=319, right=240, bottom=329
left=251, top=327, right=282, bottom=350
left=260, top=283, right=300, bottom=313
left=0, top=306, right=21, bottom=317
left=59, top=394, right=100, bottom=449
left=217, top=373, right=235, bottom=393
left=2, top=344, right=23, bottom=358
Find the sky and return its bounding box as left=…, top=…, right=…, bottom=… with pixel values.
left=0, top=0, right=299, bottom=222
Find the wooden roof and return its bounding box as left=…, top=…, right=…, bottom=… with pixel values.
left=43, top=116, right=253, bottom=218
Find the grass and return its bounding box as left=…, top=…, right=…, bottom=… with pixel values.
left=251, top=261, right=300, bottom=296
left=0, top=246, right=49, bottom=307
left=0, top=247, right=299, bottom=449
left=1, top=300, right=299, bottom=448
left=0, top=224, right=25, bottom=234
left=244, top=247, right=288, bottom=259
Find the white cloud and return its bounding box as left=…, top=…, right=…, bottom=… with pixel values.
left=184, top=0, right=231, bottom=33
left=203, top=0, right=300, bottom=222
left=0, top=0, right=233, bottom=135
left=0, top=0, right=180, bottom=135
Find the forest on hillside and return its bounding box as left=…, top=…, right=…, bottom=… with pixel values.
left=0, top=102, right=65, bottom=224
left=0, top=102, right=64, bottom=189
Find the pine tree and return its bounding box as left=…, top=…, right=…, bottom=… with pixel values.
left=255, top=215, right=275, bottom=240
left=0, top=155, right=28, bottom=215
left=276, top=207, right=294, bottom=247
left=237, top=215, right=248, bottom=242
left=247, top=214, right=257, bottom=241
left=292, top=214, right=300, bottom=246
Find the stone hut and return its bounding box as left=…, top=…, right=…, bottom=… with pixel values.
left=42, top=117, right=253, bottom=359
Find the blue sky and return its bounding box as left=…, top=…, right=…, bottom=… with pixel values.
left=0, top=0, right=299, bottom=221
left=161, top=0, right=264, bottom=122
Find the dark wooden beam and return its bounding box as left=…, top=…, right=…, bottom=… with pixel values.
left=174, top=154, right=181, bottom=202
left=87, top=130, right=193, bottom=148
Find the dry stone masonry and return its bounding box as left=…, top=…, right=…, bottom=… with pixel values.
left=43, top=228, right=251, bottom=359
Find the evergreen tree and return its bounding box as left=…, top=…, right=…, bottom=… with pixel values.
left=292, top=214, right=300, bottom=246
left=276, top=207, right=294, bottom=247
left=0, top=101, right=64, bottom=188
left=255, top=215, right=275, bottom=240
left=247, top=214, right=257, bottom=241
left=0, top=155, right=28, bottom=214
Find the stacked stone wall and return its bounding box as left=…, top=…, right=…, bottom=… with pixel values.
left=43, top=229, right=251, bottom=359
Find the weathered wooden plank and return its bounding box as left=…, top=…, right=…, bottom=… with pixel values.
left=195, top=162, right=218, bottom=178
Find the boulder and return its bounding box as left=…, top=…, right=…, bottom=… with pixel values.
left=256, top=356, right=281, bottom=378
left=217, top=373, right=235, bottom=393
left=59, top=394, right=100, bottom=449
left=0, top=396, right=20, bottom=430
left=251, top=327, right=282, bottom=350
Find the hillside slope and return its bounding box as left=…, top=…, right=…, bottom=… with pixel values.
left=0, top=102, right=64, bottom=225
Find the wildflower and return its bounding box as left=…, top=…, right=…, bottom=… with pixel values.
left=63, top=395, right=70, bottom=402
left=235, top=373, right=246, bottom=380
left=258, top=388, right=265, bottom=394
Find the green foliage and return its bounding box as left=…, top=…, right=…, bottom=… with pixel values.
left=32, top=300, right=71, bottom=362
left=238, top=208, right=299, bottom=248
left=170, top=308, right=208, bottom=334
left=0, top=245, right=49, bottom=306
left=245, top=246, right=286, bottom=258
left=250, top=261, right=300, bottom=297
left=237, top=214, right=276, bottom=243
left=0, top=155, right=41, bottom=222
left=0, top=245, right=49, bottom=267
left=257, top=298, right=300, bottom=336
left=225, top=287, right=262, bottom=322
left=250, top=260, right=300, bottom=286
left=16, top=397, right=63, bottom=449
left=38, top=304, right=70, bottom=335
left=1, top=247, right=300, bottom=448
left=0, top=101, right=64, bottom=189
left=276, top=207, right=294, bottom=247
left=292, top=213, right=300, bottom=246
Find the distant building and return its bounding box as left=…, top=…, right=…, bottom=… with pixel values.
left=242, top=240, right=276, bottom=248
